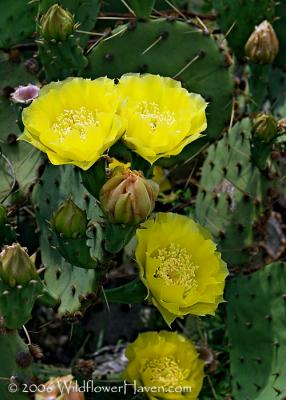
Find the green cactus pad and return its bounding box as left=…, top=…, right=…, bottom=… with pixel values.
left=0, top=0, right=37, bottom=49
left=247, top=63, right=272, bottom=113
left=0, top=51, right=42, bottom=204
left=213, top=0, right=276, bottom=59
left=0, top=330, right=32, bottom=399
left=195, top=118, right=269, bottom=266
left=37, top=35, right=88, bottom=82
left=104, top=278, right=147, bottom=304
left=0, top=279, right=43, bottom=329
left=101, top=0, right=188, bottom=14
left=125, top=0, right=155, bottom=18
left=226, top=262, right=286, bottom=399
left=0, top=224, right=17, bottom=249
left=273, top=1, right=286, bottom=68
left=37, top=0, right=101, bottom=80
left=54, top=235, right=99, bottom=269
left=32, top=164, right=104, bottom=316
left=86, top=19, right=234, bottom=148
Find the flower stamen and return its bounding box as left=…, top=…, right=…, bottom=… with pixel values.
left=142, top=355, right=188, bottom=389
left=137, top=101, right=176, bottom=130
left=154, top=243, right=198, bottom=291
left=52, top=106, right=99, bottom=142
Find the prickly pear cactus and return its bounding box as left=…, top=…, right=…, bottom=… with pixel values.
left=36, top=3, right=89, bottom=81
left=213, top=0, right=276, bottom=59
left=0, top=0, right=37, bottom=49
left=0, top=280, right=43, bottom=329
left=0, top=330, right=32, bottom=399
left=0, top=213, right=17, bottom=249
left=37, top=36, right=88, bottom=82
left=86, top=18, right=234, bottom=147
left=273, top=1, right=286, bottom=68
left=32, top=164, right=104, bottom=316
left=36, top=0, right=101, bottom=81
left=125, top=0, right=155, bottom=18
left=0, top=51, right=42, bottom=203
left=0, top=244, right=43, bottom=329
left=39, top=0, right=101, bottom=44
left=226, top=262, right=286, bottom=399
left=195, top=118, right=270, bottom=266
left=1, top=1, right=286, bottom=398
left=101, top=0, right=188, bottom=14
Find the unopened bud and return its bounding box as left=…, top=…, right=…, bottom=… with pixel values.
left=100, top=167, right=159, bottom=225
left=252, top=113, right=278, bottom=142
left=245, top=20, right=279, bottom=64
left=51, top=199, right=87, bottom=238
left=40, top=4, right=75, bottom=41
left=0, top=244, right=38, bottom=287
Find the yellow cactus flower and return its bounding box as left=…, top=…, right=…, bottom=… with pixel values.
left=108, top=157, right=131, bottom=170
left=123, top=331, right=204, bottom=400
left=118, top=74, right=207, bottom=164
left=152, top=166, right=172, bottom=192
left=19, top=77, right=125, bottom=170
left=136, top=213, right=228, bottom=326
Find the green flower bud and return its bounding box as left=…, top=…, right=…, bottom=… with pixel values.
left=100, top=167, right=159, bottom=225
left=0, top=204, right=8, bottom=229
left=252, top=113, right=278, bottom=142
left=0, top=244, right=38, bottom=287
left=40, top=4, right=75, bottom=41
left=51, top=199, right=87, bottom=238
left=245, top=20, right=279, bottom=64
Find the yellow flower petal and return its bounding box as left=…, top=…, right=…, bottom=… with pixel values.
left=118, top=74, right=207, bottom=163
left=124, top=331, right=204, bottom=400
left=135, top=212, right=228, bottom=325
left=19, top=77, right=125, bottom=170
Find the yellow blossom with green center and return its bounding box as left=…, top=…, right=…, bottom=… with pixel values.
left=135, top=212, right=228, bottom=325
left=19, top=77, right=125, bottom=170
left=123, top=331, right=204, bottom=400
left=118, top=74, right=207, bottom=164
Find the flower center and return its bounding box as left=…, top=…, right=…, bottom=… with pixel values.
left=137, top=101, right=176, bottom=130
left=154, top=243, right=198, bottom=291
left=142, top=355, right=188, bottom=389
left=52, top=107, right=98, bottom=142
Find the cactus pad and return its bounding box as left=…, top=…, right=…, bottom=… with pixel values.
left=0, top=51, right=42, bottom=203
left=213, top=0, right=276, bottom=59
left=0, top=279, right=43, bottom=329
left=0, top=330, right=32, bottom=399
left=273, top=1, right=286, bottom=68
left=37, top=35, right=88, bottom=81
left=195, top=118, right=269, bottom=266
left=0, top=0, right=37, bottom=49
left=226, top=262, right=286, bottom=399
left=32, top=164, right=104, bottom=316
